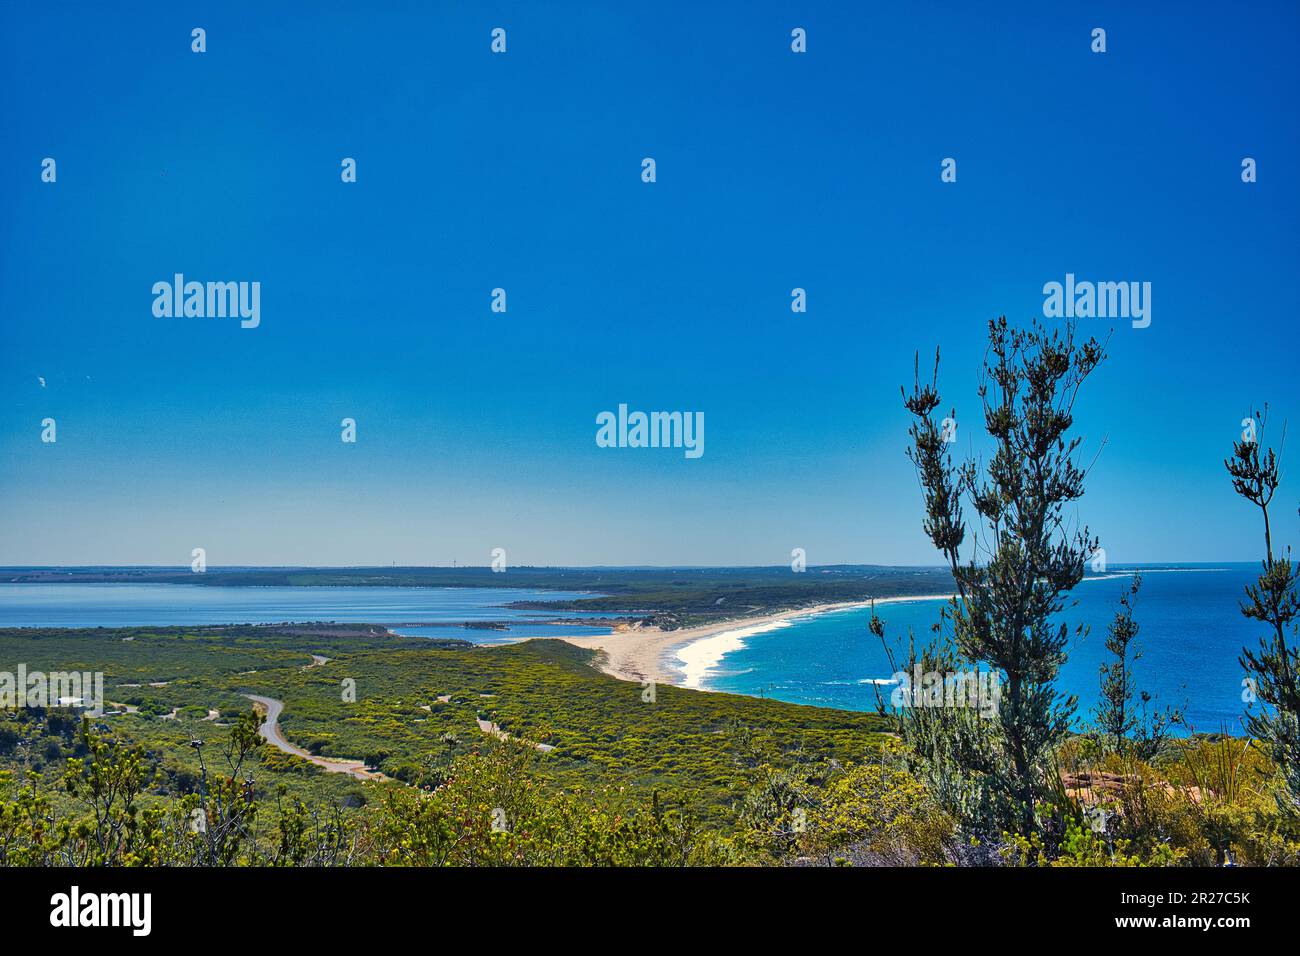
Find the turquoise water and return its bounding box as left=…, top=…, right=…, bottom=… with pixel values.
left=0, top=583, right=612, bottom=643
left=700, top=566, right=1264, bottom=731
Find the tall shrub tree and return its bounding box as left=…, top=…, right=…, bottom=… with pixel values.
left=1095, top=573, right=1179, bottom=760
left=902, top=317, right=1105, bottom=835
left=1226, top=407, right=1300, bottom=810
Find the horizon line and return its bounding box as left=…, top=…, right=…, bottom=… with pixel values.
left=0, top=562, right=1250, bottom=572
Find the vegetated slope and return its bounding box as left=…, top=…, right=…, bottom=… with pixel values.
left=0, top=626, right=889, bottom=825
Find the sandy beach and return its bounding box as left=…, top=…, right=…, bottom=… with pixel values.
left=558, top=593, right=956, bottom=687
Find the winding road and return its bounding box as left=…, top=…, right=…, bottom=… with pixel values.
left=243, top=693, right=388, bottom=782
left=242, top=652, right=552, bottom=780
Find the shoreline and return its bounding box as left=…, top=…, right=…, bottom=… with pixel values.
left=556, top=593, right=957, bottom=687
left=554, top=570, right=1188, bottom=690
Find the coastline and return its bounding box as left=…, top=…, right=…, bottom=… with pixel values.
left=557, top=593, right=956, bottom=687
left=557, top=571, right=1191, bottom=691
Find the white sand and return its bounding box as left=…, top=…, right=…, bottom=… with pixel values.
left=557, top=594, right=956, bottom=687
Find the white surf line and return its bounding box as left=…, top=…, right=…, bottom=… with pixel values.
left=676, top=619, right=795, bottom=690
left=666, top=570, right=1229, bottom=693
left=671, top=617, right=787, bottom=691
left=672, top=594, right=956, bottom=692
left=1084, top=567, right=1231, bottom=581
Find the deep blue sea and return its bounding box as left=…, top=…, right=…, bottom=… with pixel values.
left=694, top=565, right=1264, bottom=732
left=0, top=583, right=612, bottom=643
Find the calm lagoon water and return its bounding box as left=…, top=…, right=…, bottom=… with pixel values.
left=693, top=566, right=1264, bottom=731
left=0, top=583, right=612, bottom=644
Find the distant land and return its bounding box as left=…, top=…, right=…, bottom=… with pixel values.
left=0, top=565, right=957, bottom=631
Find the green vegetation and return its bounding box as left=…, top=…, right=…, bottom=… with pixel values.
left=4, top=616, right=1296, bottom=866
left=1, top=624, right=904, bottom=864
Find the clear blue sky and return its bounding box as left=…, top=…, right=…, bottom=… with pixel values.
left=2, top=1, right=1297, bottom=567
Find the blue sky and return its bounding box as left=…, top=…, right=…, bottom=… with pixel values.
left=2, top=1, right=1298, bottom=567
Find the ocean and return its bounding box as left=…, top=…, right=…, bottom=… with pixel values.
left=684, top=565, right=1266, bottom=732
